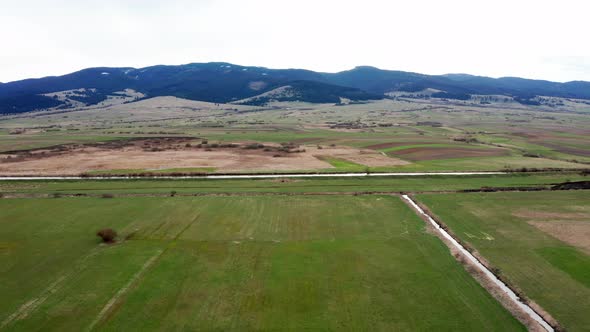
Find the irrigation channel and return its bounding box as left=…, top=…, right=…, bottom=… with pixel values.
left=402, top=195, right=554, bottom=332
left=0, top=171, right=506, bottom=181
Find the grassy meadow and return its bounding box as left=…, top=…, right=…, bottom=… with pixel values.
left=0, top=195, right=524, bottom=331
left=0, top=173, right=585, bottom=195
left=417, top=191, right=590, bottom=331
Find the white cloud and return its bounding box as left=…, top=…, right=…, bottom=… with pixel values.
left=1, top=0, right=589, bottom=82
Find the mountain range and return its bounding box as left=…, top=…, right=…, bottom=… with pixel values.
left=1, top=62, right=589, bottom=114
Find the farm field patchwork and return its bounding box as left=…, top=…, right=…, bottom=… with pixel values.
left=1, top=91, right=590, bottom=331
left=2, top=98, right=589, bottom=174
left=416, top=191, right=590, bottom=331
left=0, top=195, right=524, bottom=331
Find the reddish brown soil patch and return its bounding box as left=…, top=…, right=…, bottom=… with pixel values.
left=364, top=141, right=437, bottom=150
left=389, top=146, right=509, bottom=161
left=290, top=137, right=323, bottom=144
left=538, top=142, right=590, bottom=157
left=509, top=130, right=589, bottom=157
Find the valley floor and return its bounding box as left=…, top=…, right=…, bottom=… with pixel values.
left=1, top=194, right=524, bottom=331
left=1, top=174, right=588, bottom=331
left=1, top=97, right=589, bottom=175
left=1, top=97, right=589, bottom=331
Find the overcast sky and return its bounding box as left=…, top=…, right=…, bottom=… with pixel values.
left=2, top=0, right=589, bottom=83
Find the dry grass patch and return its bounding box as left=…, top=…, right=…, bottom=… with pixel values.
left=309, top=145, right=409, bottom=167
left=390, top=146, right=509, bottom=161
left=529, top=221, right=590, bottom=254
left=0, top=139, right=410, bottom=175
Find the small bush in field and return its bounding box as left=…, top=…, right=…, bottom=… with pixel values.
left=97, top=228, right=117, bottom=243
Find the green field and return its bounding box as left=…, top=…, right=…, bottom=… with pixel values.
left=0, top=195, right=524, bottom=331
left=0, top=173, right=585, bottom=195
left=417, top=191, right=590, bottom=331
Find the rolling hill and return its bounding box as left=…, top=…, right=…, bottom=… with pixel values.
left=1, top=62, right=589, bottom=114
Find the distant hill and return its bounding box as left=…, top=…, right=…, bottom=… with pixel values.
left=325, top=66, right=590, bottom=99
left=1, top=62, right=589, bottom=114
left=235, top=80, right=382, bottom=105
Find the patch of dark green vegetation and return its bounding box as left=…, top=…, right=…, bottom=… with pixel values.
left=536, top=247, right=590, bottom=288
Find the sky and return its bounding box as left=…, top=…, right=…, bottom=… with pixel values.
left=1, top=0, right=589, bottom=83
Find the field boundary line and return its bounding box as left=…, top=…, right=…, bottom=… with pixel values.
left=0, top=171, right=508, bottom=181
left=86, top=213, right=199, bottom=330
left=0, top=276, right=66, bottom=329
left=401, top=194, right=555, bottom=332
left=3, top=187, right=589, bottom=200
left=0, top=249, right=101, bottom=329
left=86, top=249, right=163, bottom=331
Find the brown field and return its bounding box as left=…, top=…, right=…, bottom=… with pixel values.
left=529, top=221, right=590, bottom=254
left=538, top=142, right=590, bottom=157
left=514, top=209, right=590, bottom=254
left=510, top=129, right=590, bottom=157
left=314, top=148, right=410, bottom=167
left=389, top=146, right=509, bottom=161
left=0, top=138, right=406, bottom=175
left=290, top=137, right=324, bottom=144
left=364, top=141, right=437, bottom=150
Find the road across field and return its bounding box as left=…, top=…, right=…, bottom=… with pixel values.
left=0, top=171, right=507, bottom=180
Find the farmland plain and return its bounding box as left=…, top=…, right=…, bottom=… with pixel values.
left=1, top=95, right=589, bottom=331
left=0, top=172, right=586, bottom=196
left=417, top=191, right=590, bottom=331
left=0, top=195, right=525, bottom=331
left=1, top=97, right=589, bottom=175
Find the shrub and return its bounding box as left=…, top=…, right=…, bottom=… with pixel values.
left=101, top=193, right=114, bottom=198
left=97, top=228, right=117, bottom=243
left=523, top=153, right=541, bottom=158
left=244, top=143, right=264, bottom=149
left=490, top=267, right=502, bottom=276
